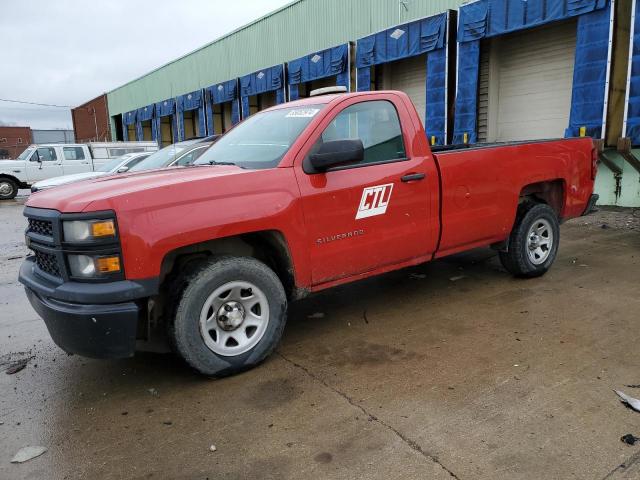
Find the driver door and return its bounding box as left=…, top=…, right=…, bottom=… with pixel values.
left=25, top=147, right=63, bottom=182
left=294, top=95, right=439, bottom=286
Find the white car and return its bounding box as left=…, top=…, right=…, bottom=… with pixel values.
left=29, top=136, right=219, bottom=193
left=0, top=141, right=157, bottom=200
left=30, top=152, right=151, bottom=192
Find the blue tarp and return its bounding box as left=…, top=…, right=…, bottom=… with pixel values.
left=135, top=105, right=156, bottom=141
left=452, top=41, right=480, bottom=145
left=565, top=5, right=612, bottom=138
left=356, top=13, right=448, bottom=144
left=626, top=0, right=640, bottom=145
left=356, top=13, right=446, bottom=72
left=288, top=44, right=349, bottom=100
left=457, top=0, right=608, bottom=42
left=176, top=89, right=206, bottom=140
left=240, top=64, right=285, bottom=118
left=204, top=79, right=240, bottom=135
left=122, top=110, right=136, bottom=141
left=154, top=98, right=179, bottom=144
left=454, top=0, right=610, bottom=144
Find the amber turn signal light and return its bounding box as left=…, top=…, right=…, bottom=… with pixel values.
left=90, top=220, right=116, bottom=238
left=96, top=256, right=121, bottom=274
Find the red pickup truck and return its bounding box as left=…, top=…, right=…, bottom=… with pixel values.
left=19, top=91, right=598, bottom=376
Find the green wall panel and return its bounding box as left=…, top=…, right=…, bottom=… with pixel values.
left=107, top=0, right=463, bottom=115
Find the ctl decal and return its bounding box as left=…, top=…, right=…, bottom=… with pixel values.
left=356, top=183, right=394, bottom=219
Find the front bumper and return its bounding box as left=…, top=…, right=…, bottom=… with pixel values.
left=19, top=257, right=158, bottom=359
left=25, top=286, right=139, bottom=359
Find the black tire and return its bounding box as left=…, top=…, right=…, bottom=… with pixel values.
left=499, top=203, right=560, bottom=278
left=169, top=256, right=287, bottom=377
left=0, top=178, right=18, bottom=200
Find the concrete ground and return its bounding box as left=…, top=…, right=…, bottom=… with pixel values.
left=1, top=193, right=639, bottom=480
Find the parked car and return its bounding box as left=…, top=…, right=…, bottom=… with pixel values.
left=30, top=152, right=152, bottom=192
left=127, top=135, right=219, bottom=173
left=19, top=91, right=597, bottom=377
left=0, top=141, right=158, bottom=200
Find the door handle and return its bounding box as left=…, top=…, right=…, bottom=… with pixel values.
left=401, top=173, right=425, bottom=182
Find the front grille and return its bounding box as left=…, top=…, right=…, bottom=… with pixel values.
left=28, top=218, right=53, bottom=237
left=34, top=250, right=61, bottom=277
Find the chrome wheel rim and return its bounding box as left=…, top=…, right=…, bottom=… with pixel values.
left=0, top=181, right=13, bottom=196
left=199, top=281, right=269, bottom=356
left=527, top=218, right=553, bottom=265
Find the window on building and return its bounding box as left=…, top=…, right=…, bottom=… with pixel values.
left=63, top=147, right=85, bottom=160
left=17, top=138, right=22, bottom=144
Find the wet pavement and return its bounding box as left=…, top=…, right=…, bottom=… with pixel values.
left=1, top=194, right=639, bottom=479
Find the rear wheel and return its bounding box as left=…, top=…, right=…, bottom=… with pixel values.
left=0, top=178, right=18, bottom=200
left=169, top=256, right=287, bottom=377
left=499, top=203, right=559, bottom=278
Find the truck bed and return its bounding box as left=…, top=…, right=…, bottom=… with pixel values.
left=432, top=137, right=595, bottom=258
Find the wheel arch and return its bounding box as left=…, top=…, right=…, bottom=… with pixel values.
left=0, top=174, right=25, bottom=188
left=518, top=179, right=565, bottom=217
left=159, top=230, right=298, bottom=299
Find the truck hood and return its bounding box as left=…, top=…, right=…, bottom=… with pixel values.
left=25, top=166, right=247, bottom=212
left=32, top=171, right=105, bottom=190
left=0, top=160, right=25, bottom=172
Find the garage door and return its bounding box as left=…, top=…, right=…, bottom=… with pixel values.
left=483, top=20, right=577, bottom=143
left=382, top=55, right=427, bottom=124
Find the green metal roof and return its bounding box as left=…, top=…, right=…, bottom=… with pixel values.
left=107, top=0, right=464, bottom=116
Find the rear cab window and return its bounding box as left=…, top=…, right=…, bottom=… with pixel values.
left=63, top=147, right=86, bottom=160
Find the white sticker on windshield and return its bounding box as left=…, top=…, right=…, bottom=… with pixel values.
left=285, top=108, right=320, bottom=118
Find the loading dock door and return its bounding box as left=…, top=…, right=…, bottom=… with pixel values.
left=141, top=121, right=152, bottom=140
left=485, top=20, right=577, bottom=143
left=381, top=55, right=427, bottom=125
left=160, top=117, right=173, bottom=148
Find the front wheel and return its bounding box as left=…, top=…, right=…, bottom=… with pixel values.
left=0, top=178, right=18, bottom=200
left=499, top=203, right=560, bottom=278
left=169, top=256, right=287, bottom=377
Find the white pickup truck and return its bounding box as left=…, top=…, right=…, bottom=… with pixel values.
left=0, top=141, right=158, bottom=200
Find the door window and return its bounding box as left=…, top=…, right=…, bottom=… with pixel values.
left=124, top=155, right=149, bottom=170
left=174, top=147, right=207, bottom=166
left=310, top=100, right=406, bottom=167
left=63, top=147, right=85, bottom=160
left=33, top=147, right=57, bottom=162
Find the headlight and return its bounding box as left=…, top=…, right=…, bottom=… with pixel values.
left=68, top=254, right=121, bottom=278
left=63, top=219, right=116, bottom=242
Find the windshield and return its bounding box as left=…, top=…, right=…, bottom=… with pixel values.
left=17, top=147, right=35, bottom=160
left=98, top=156, right=128, bottom=172
left=129, top=144, right=190, bottom=172
left=195, top=105, right=324, bottom=169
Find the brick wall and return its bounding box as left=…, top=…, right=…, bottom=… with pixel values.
left=0, top=126, right=32, bottom=159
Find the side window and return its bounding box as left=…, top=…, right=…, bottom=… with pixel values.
left=124, top=156, right=147, bottom=169
left=174, top=147, right=205, bottom=166
left=109, top=147, right=144, bottom=157
left=63, top=147, right=85, bottom=160
left=312, top=100, right=406, bottom=167
left=33, top=147, right=57, bottom=162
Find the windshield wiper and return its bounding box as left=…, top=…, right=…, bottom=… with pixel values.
left=200, top=160, right=244, bottom=168
left=206, top=160, right=238, bottom=166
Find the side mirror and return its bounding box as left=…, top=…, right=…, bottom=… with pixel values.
left=117, top=166, right=129, bottom=173
left=307, top=139, right=364, bottom=173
